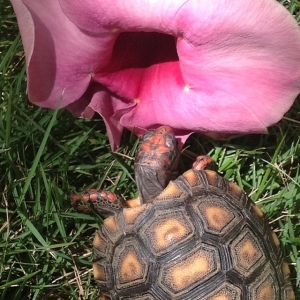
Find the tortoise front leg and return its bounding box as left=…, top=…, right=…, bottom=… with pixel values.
left=192, top=155, right=213, bottom=171
left=71, top=189, right=127, bottom=218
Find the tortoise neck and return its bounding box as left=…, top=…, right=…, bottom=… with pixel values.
left=134, top=164, right=177, bottom=204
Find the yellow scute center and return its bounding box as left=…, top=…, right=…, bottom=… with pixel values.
left=257, top=284, right=274, bottom=299
left=204, top=206, right=232, bottom=230
left=154, top=218, right=188, bottom=250
left=210, top=296, right=231, bottom=300
left=238, top=239, right=260, bottom=267
left=171, top=256, right=209, bottom=289
left=120, top=251, right=143, bottom=282
left=164, top=249, right=217, bottom=291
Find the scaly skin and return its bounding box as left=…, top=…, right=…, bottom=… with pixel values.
left=192, top=155, right=213, bottom=171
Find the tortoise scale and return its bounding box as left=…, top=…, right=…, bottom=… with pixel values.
left=72, top=126, right=294, bottom=300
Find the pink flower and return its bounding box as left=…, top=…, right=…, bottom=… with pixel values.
left=11, top=0, right=300, bottom=149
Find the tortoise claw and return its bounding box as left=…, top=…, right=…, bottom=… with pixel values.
left=71, top=189, right=126, bottom=217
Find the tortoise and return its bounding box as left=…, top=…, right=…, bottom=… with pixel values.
left=71, top=126, right=294, bottom=300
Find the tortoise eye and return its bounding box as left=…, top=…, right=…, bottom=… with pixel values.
left=165, top=133, right=176, bottom=148
left=141, top=130, right=155, bottom=141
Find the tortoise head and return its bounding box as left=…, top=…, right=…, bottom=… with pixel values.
left=134, top=126, right=179, bottom=204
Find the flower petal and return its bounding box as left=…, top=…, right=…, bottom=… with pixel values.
left=12, top=0, right=300, bottom=150
left=11, top=0, right=114, bottom=107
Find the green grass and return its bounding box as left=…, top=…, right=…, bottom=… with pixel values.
left=1, top=1, right=300, bottom=299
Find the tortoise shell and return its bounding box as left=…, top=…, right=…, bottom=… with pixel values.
left=92, top=168, right=294, bottom=299
left=72, top=126, right=294, bottom=299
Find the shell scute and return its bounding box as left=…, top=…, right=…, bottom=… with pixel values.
left=192, top=195, right=243, bottom=236
left=113, top=240, right=150, bottom=291
left=158, top=242, right=221, bottom=297
left=139, top=207, right=195, bottom=257
left=230, top=227, right=267, bottom=278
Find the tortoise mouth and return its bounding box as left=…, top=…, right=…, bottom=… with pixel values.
left=103, top=31, right=179, bottom=73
